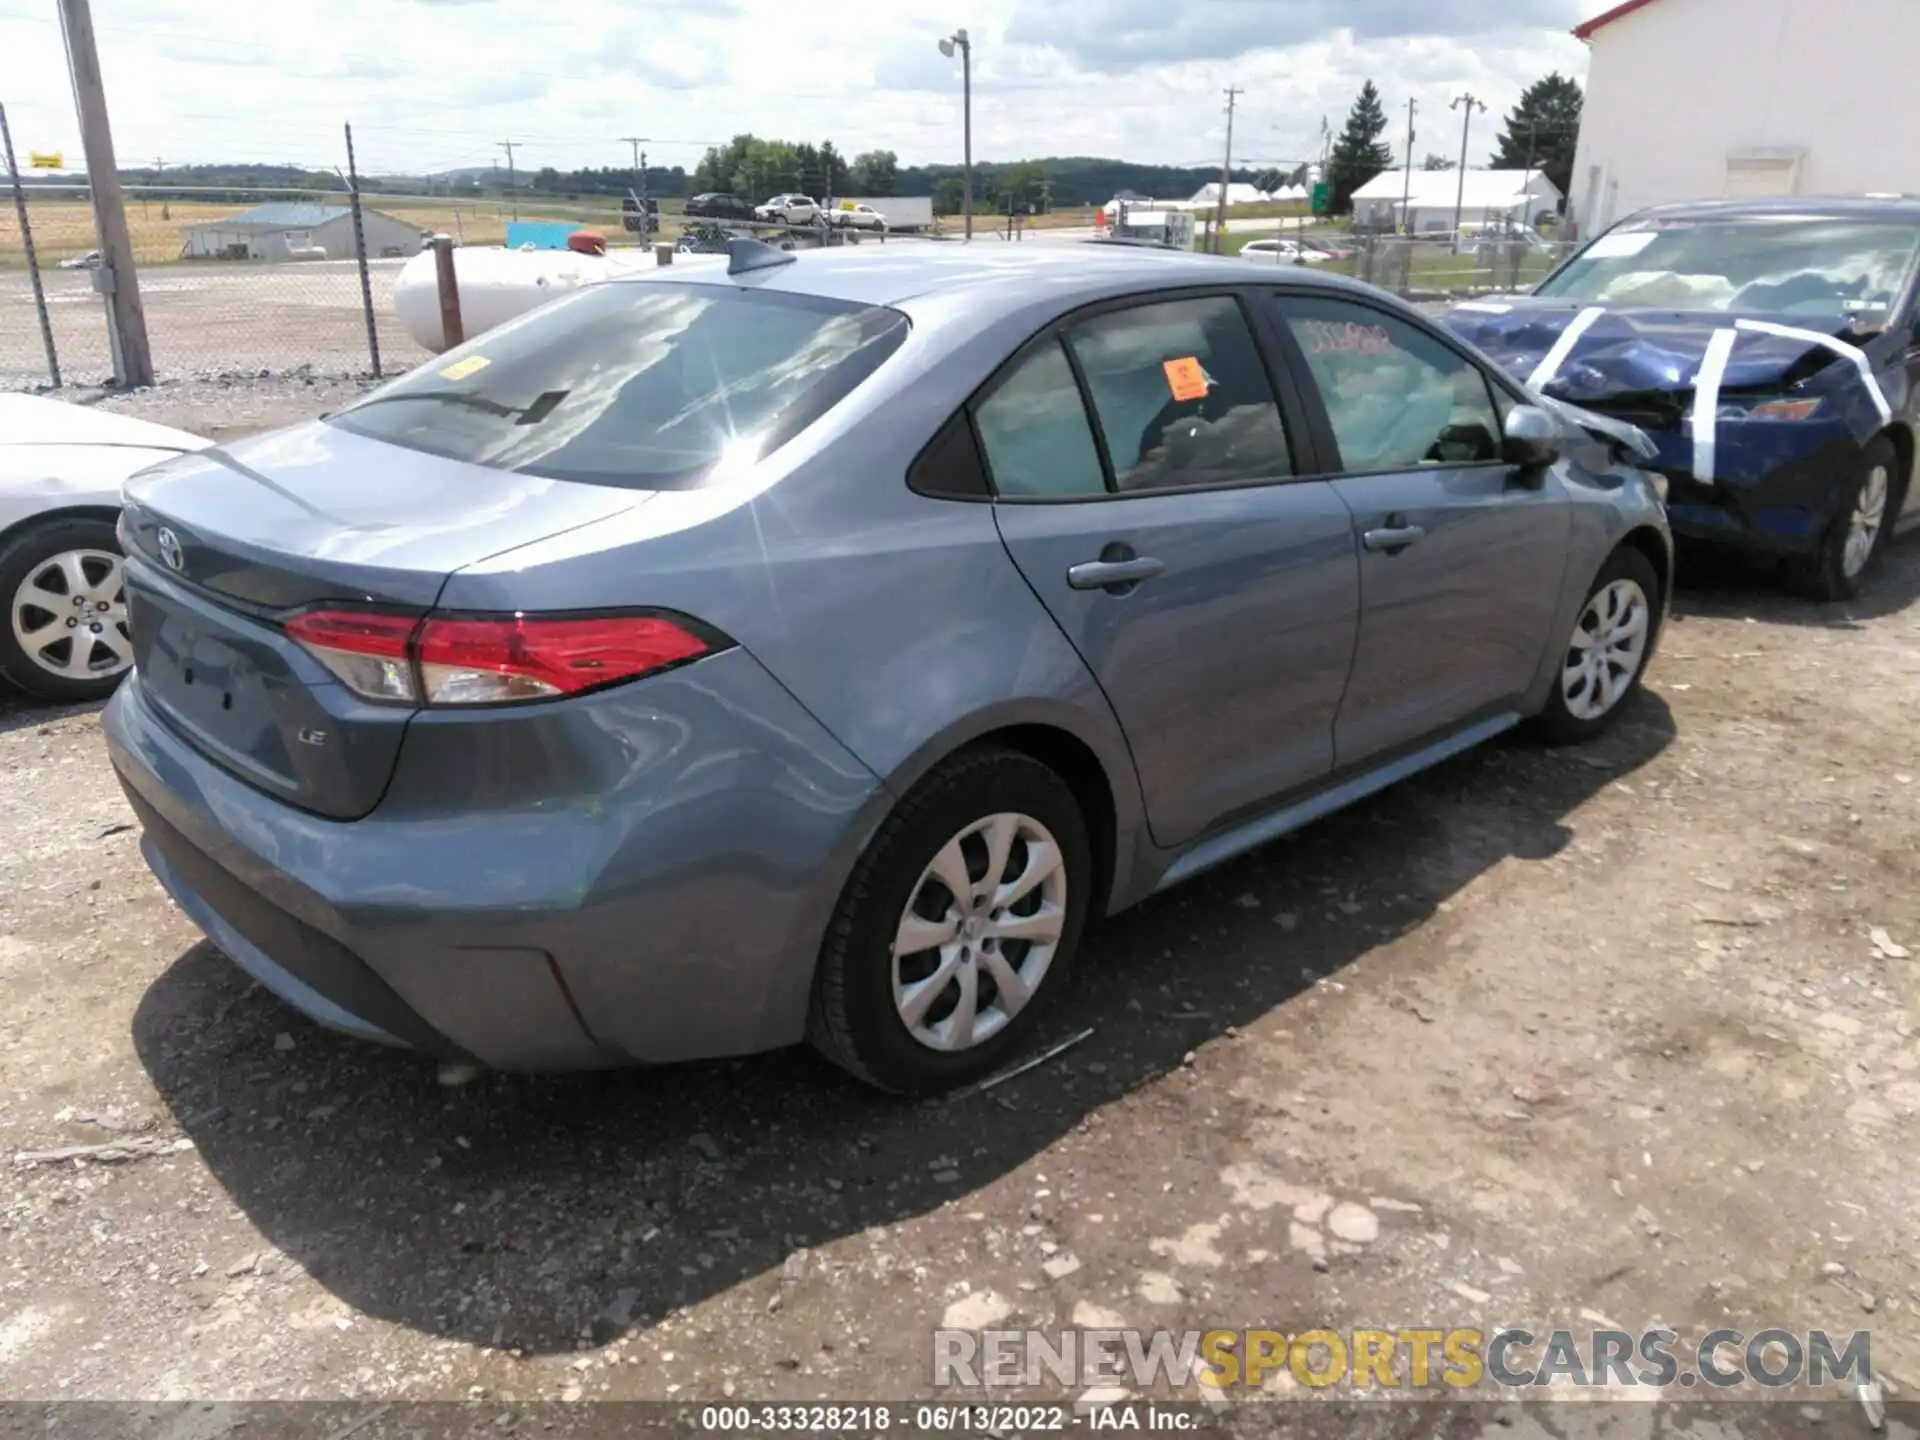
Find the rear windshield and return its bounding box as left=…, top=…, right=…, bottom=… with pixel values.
left=1536, top=216, right=1920, bottom=323
left=329, top=283, right=908, bottom=489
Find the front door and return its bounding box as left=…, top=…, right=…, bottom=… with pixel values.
left=976, top=292, right=1359, bottom=848
left=1264, top=291, right=1571, bottom=766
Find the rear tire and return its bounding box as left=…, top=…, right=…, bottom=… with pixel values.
left=0, top=517, right=133, bottom=704
left=1528, top=545, right=1661, bottom=745
left=806, top=748, right=1092, bottom=1094
left=1785, top=436, right=1897, bottom=602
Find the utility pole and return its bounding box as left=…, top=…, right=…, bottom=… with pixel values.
left=1450, top=92, right=1486, bottom=244
left=939, top=30, right=972, bottom=240
left=1214, top=85, right=1243, bottom=255
left=57, top=0, right=152, bottom=386
left=1400, top=99, right=1416, bottom=235
left=499, top=137, right=521, bottom=219
left=620, top=136, right=650, bottom=242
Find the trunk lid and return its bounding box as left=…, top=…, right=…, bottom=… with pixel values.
left=120, top=422, right=643, bottom=819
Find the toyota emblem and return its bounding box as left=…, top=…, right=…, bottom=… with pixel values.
left=156, top=526, right=184, bottom=573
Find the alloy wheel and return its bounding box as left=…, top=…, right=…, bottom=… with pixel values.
left=1842, top=463, right=1890, bottom=580
left=891, top=812, right=1067, bottom=1052
left=10, top=549, right=132, bottom=682
left=1562, top=577, right=1650, bottom=722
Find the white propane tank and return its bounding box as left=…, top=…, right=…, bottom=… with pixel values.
left=391, top=245, right=673, bottom=353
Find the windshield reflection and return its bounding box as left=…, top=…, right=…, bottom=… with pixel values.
left=1537, top=218, right=1920, bottom=322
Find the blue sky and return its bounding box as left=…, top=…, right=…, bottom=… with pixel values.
left=0, top=0, right=1615, bottom=176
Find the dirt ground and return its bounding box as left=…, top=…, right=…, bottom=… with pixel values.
left=1, top=386, right=1918, bottom=1433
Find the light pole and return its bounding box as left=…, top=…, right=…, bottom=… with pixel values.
left=1449, top=92, right=1486, bottom=245
left=938, top=28, right=972, bottom=239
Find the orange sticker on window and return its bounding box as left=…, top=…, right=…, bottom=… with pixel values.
left=1162, top=356, right=1209, bottom=402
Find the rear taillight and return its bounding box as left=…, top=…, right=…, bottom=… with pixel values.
left=285, top=609, right=720, bottom=706
left=285, top=611, right=418, bottom=702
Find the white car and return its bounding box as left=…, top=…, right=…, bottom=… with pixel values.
left=57, top=250, right=102, bottom=270
left=1240, top=238, right=1329, bottom=265
left=829, top=203, right=889, bottom=232
left=754, top=193, right=818, bottom=225
left=0, top=395, right=210, bottom=703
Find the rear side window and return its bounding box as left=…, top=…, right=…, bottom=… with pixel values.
left=329, top=284, right=908, bottom=490
left=1275, top=295, right=1503, bottom=473
left=973, top=340, right=1107, bottom=499
left=1064, top=295, right=1294, bottom=492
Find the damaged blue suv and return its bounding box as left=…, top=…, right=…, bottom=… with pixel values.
left=1446, top=198, right=1920, bottom=599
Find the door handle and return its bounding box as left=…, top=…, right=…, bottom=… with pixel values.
left=1361, top=515, right=1426, bottom=554
left=1067, top=556, right=1165, bottom=592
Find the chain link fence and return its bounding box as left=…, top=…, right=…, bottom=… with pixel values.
left=0, top=183, right=615, bottom=390
left=1338, top=232, right=1578, bottom=296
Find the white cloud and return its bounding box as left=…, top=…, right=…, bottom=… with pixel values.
left=0, top=0, right=1614, bottom=176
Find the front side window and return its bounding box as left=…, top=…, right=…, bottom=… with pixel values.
left=1277, top=296, right=1503, bottom=473
left=1535, top=216, right=1920, bottom=323
left=973, top=340, right=1106, bottom=499
left=329, top=284, right=907, bottom=490
left=1064, top=295, right=1294, bottom=492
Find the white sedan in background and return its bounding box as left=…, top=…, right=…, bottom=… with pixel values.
left=829, top=203, right=889, bottom=232
left=0, top=395, right=209, bottom=703
left=1240, top=237, right=1331, bottom=265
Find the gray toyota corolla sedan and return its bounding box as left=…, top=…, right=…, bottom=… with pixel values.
left=106, top=240, right=1671, bottom=1092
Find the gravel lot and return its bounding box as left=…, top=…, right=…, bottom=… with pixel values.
left=2, top=384, right=1918, bottom=1433
left=1, top=260, right=428, bottom=390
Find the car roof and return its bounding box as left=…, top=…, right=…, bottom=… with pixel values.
left=1620, top=195, right=1920, bottom=224
left=628, top=240, right=1388, bottom=315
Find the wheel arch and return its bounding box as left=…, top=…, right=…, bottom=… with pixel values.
left=871, top=702, right=1145, bottom=921
left=963, top=723, right=1120, bottom=918
left=1617, top=523, right=1672, bottom=613
left=0, top=504, right=123, bottom=554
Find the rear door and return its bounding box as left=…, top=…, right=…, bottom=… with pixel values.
left=1260, top=290, right=1571, bottom=766
left=983, top=291, right=1359, bottom=849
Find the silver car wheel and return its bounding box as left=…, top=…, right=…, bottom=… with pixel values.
left=10, top=548, right=132, bottom=682
left=1842, top=463, right=1890, bottom=579
left=891, top=811, right=1067, bottom=1053
left=1561, top=577, right=1650, bottom=722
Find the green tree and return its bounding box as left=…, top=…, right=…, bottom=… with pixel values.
left=932, top=176, right=966, bottom=215
left=1328, top=80, right=1393, bottom=213
left=996, top=160, right=1046, bottom=212
left=850, top=149, right=899, bottom=196
left=1491, top=71, right=1583, bottom=201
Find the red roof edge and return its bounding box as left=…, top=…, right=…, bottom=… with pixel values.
left=1574, top=0, right=1662, bottom=40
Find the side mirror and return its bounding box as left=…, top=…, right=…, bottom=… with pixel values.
left=1503, top=404, right=1562, bottom=471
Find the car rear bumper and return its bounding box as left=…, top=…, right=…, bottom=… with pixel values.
left=106, top=648, right=887, bottom=1071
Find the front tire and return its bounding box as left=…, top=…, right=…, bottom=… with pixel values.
left=0, top=517, right=134, bottom=704
left=1528, top=545, right=1660, bottom=745
left=807, top=748, right=1092, bottom=1094
left=1786, top=436, right=1897, bottom=602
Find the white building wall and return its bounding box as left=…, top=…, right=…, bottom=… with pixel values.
left=1572, top=0, right=1920, bottom=233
